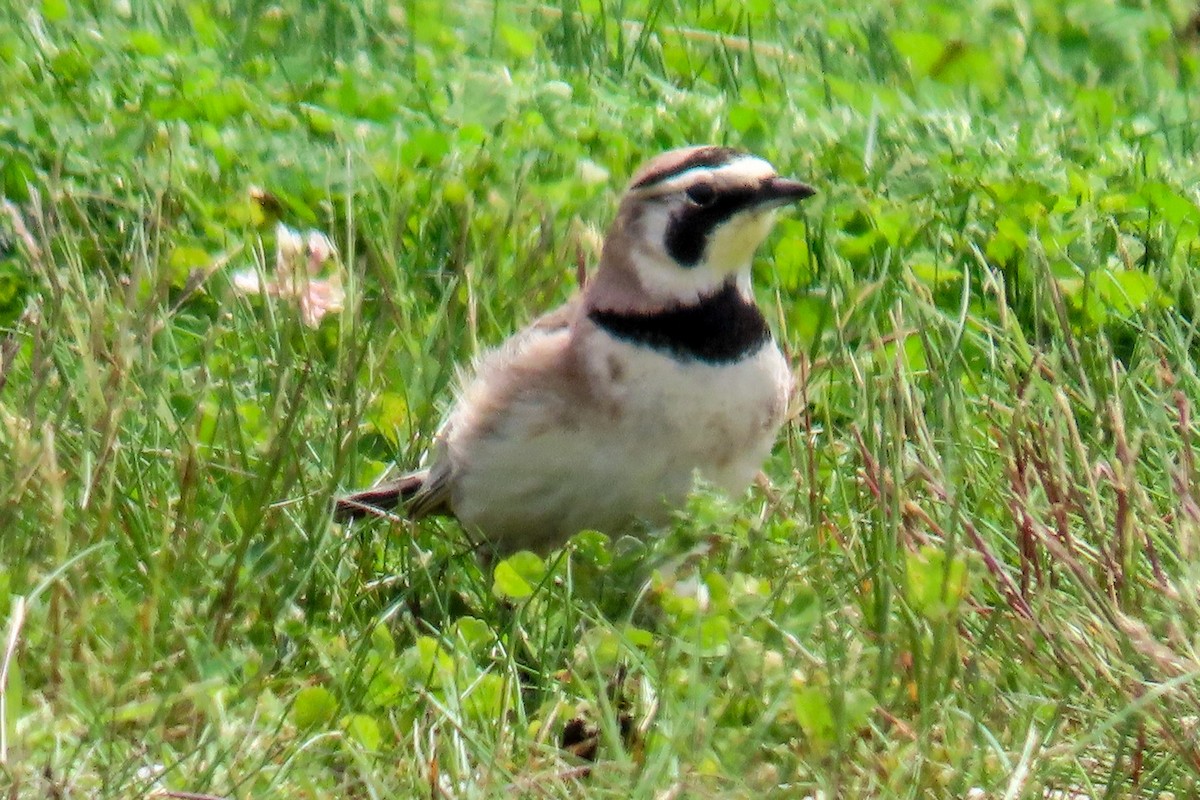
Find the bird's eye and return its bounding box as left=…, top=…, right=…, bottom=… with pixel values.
left=686, top=183, right=716, bottom=207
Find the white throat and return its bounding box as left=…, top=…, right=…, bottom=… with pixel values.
left=629, top=245, right=750, bottom=305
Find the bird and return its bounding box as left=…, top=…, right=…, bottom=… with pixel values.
left=335, top=145, right=815, bottom=555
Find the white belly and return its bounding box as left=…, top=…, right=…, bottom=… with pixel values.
left=447, top=331, right=791, bottom=553
left=605, top=336, right=789, bottom=493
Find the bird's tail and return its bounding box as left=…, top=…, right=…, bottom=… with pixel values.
left=333, top=471, right=428, bottom=522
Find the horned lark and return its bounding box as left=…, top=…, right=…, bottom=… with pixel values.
left=336, top=146, right=815, bottom=554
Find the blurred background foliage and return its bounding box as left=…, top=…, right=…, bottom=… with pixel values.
left=5, top=0, right=1200, bottom=796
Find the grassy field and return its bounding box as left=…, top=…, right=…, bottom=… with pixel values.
left=4, top=0, right=1200, bottom=796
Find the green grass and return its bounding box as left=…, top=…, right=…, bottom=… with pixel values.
left=4, top=0, right=1200, bottom=796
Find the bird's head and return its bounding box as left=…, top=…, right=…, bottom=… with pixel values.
left=590, top=146, right=815, bottom=310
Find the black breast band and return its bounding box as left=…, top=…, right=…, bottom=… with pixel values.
left=587, top=282, right=771, bottom=364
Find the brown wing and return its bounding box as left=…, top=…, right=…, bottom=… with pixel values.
left=334, top=298, right=586, bottom=525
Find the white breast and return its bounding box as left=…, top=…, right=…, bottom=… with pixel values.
left=444, top=324, right=791, bottom=553
left=595, top=332, right=791, bottom=495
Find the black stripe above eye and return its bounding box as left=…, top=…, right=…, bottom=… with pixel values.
left=665, top=188, right=759, bottom=267
left=631, top=146, right=742, bottom=189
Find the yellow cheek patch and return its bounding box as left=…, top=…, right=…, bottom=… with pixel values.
left=705, top=210, right=778, bottom=272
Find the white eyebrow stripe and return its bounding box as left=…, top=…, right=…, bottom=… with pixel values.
left=634, top=156, right=777, bottom=196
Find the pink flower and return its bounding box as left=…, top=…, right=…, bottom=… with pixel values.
left=232, top=223, right=344, bottom=327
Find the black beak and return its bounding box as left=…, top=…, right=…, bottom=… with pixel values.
left=758, top=176, right=817, bottom=206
